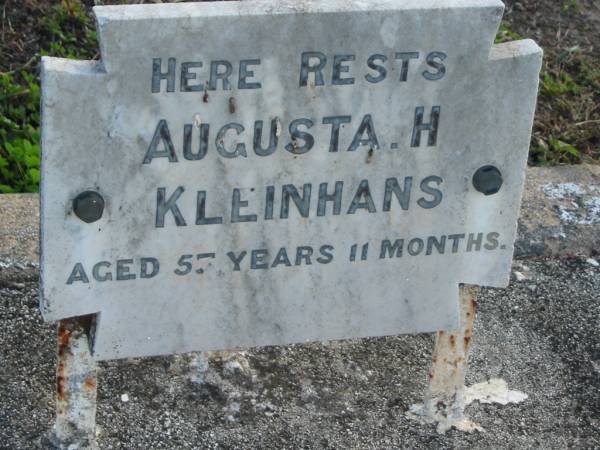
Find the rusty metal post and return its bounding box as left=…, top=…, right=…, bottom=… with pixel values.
left=420, top=284, right=480, bottom=432
left=49, top=316, right=98, bottom=449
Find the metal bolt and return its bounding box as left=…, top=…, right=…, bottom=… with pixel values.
left=472, top=165, right=503, bottom=196
left=73, top=191, right=104, bottom=223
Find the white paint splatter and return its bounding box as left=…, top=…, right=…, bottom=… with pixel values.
left=541, top=182, right=600, bottom=225
left=556, top=201, right=600, bottom=225
left=464, top=378, right=528, bottom=406
left=513, top=271, right=528, bottom=281
left=407, top=403, right=484, bottom=434
left=583, top=197, right=600, bottom=224
left=189, top=353, right=210, bottom=384
left=557, top=208, right=581, bottom=225
left=541, top=182, right=585, bottom=199
left=223, top=359, right=244, bottom=375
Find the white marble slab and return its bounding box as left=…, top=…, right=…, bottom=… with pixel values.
left=40, top=0, right=542, bottom=360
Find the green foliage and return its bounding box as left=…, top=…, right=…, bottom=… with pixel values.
left=495, top=23, right=523, bottom=44
left=0, top=72, right=41, bottom=193
left=561, top=0, right=579, bottom=14
left=0, top=138, right=40, bottom=193
left=541, top=71, right=581, bottom=97
left=0, top=0, right=97, bottom=193
left=549, top=137, right=580, bottom=157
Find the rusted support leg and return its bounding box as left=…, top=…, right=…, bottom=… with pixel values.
left=411, top=284, right=480, bottom=433
left=49, top=316, right=98, bottom=449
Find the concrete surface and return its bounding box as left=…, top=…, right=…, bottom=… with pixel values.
left=517, top=164, right=600, bottom=257
left=0, top=164, right=598, bottom=448
left=0, top=193, right=38, bottom=265
left=0, top=257, right=598, bottom=448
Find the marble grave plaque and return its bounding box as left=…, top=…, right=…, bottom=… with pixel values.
left=40, top=0, right=542, bottom=360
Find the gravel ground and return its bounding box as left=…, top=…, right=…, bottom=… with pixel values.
left=0, top=256, right=598, bottom=449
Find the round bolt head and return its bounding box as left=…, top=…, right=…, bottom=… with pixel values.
left=73, top=191, right=104, bottom=223
left=472, top=165, right=503, bottom=196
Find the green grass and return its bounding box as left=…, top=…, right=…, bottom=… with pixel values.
left=495, top=23, right=524, bottom=44
left=561, top=0, right=579, bottom=14
left=533, top=47, right=600, bottom=165
left=495, top=22, right=599, bottom=165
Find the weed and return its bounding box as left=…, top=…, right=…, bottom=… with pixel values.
left=40, top=1, right=97, bottom=60
left=493, top=14, right=599, bottom=166
left=495, top=22, right=523, bottom=44
left=541, top=71, right=581, bottom=97
left=561, top=0, right=579, bottom=14
left=532, top=49, right=600, bottom=165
